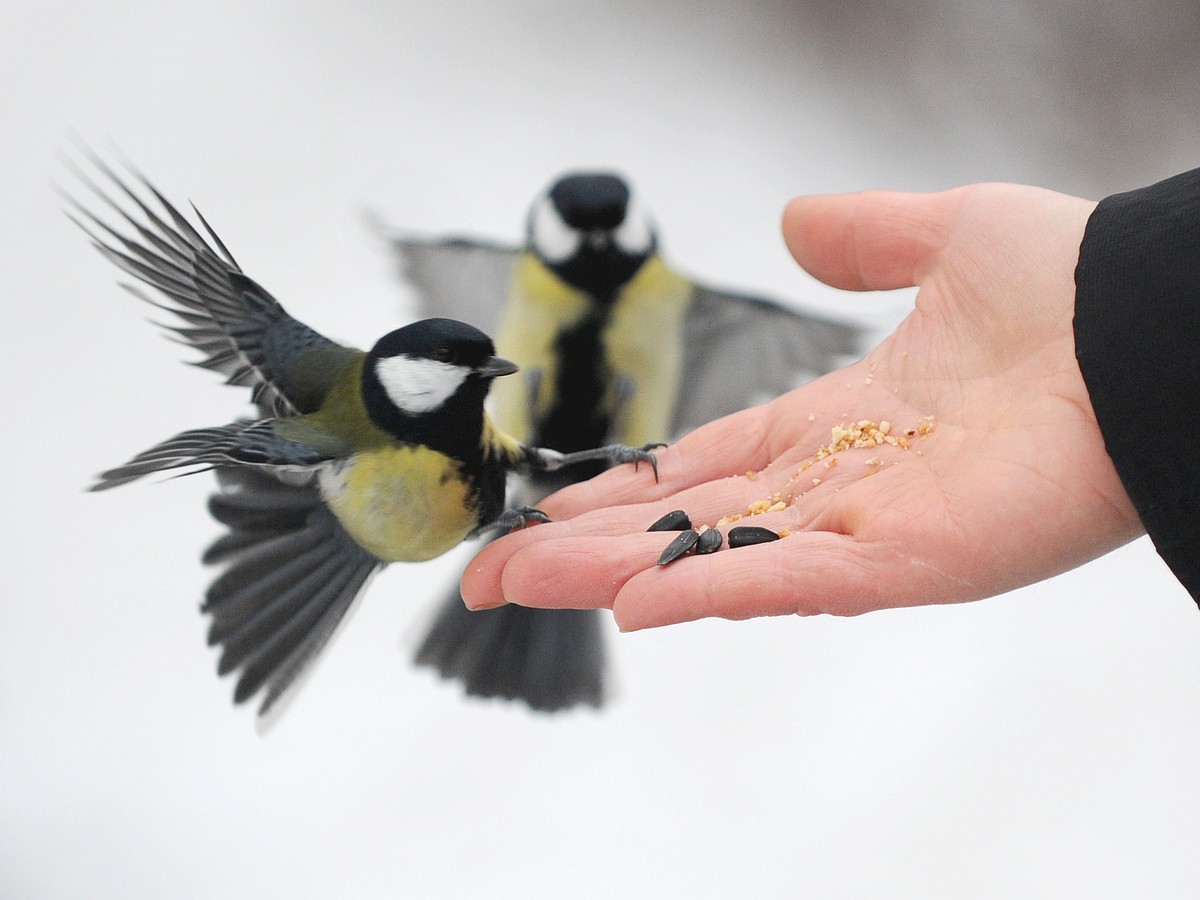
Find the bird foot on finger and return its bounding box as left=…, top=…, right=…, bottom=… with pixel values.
left=606, top=442, right=664, bottom=480
left=482, top=505, right=552, bottom=537
left=536, top=442, right=664, bottom=481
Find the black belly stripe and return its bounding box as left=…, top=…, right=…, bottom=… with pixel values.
left=536, top=312, right=612, bottom=480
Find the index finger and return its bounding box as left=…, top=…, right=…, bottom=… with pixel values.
left=534, top=403, right=770, bottom=520
left=538, top=383, right=852, bottom=520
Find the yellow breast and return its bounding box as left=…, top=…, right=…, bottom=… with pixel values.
left=489, top=253, right=693, bottom=446
left=490, top=253, right=592, bottom=445
left=604, top=256, right=692, bottom=445
left=317, top=446, right=477, bottom=563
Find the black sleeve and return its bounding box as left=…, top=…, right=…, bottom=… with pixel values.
left=1074, top=169, right=1200, bottom=605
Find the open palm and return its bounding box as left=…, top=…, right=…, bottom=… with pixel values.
left=461, top=183, right=1144, bottom=630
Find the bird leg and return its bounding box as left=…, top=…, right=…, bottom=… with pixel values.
left=525, top=443, right=664, bottom=481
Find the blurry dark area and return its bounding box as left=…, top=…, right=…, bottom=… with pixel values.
left=783, top=0, right=1200, bottom=193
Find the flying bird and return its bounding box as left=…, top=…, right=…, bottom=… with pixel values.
left=67, top=151, right=657, bottom=717
left=379, top=170, right=864, bottom=712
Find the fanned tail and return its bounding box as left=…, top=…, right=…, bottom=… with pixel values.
left=415, top=580, right=606, bottom=713
left=203, top=469, right=381, bottom=715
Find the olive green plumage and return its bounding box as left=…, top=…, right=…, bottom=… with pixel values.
left=69, top=149, right=656, bottom=717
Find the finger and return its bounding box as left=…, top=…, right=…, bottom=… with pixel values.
left=610, top=530, right=909, bottom=631
left=461, top=438, right=843, bottom=611
left=502, top=533, right=669, bottom=610
left=539, top=385, right=867, bottom=521
left=490, top=520, right=800, bottom=617
left=460, top=510, right=663, bottom=609
left=486, top=527, right=916, bottom=631
left=537, top=402, right=778, bottom=519
left=781, top=189, right=958, bottom=292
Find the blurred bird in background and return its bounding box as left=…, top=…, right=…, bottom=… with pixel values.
left=379, top=170, right=865, bottom=713
left=67, top=150, right=658, bottom=719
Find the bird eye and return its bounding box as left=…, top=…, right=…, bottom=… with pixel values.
left=432, top=346, right=453, bottom=363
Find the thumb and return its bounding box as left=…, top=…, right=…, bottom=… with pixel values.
left=782, top=189, right=959, bottom=292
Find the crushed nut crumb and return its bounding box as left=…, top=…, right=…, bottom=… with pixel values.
left=794, top=416, right=935, bottom=479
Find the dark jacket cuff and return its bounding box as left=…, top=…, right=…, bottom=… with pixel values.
left=1074, top=169, right=1200, bottom=603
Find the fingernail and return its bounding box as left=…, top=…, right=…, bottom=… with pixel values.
left=465, top=598, right=507, bottom=611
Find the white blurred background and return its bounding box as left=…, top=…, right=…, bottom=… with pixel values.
left=6, top=2, right=1200, bottom=897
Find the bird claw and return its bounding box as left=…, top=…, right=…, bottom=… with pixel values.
left=531, top=441, right=664, bottom=481
left=615, top=442, right=664, bottom=481
left=482, top=505, right=551, bottom=537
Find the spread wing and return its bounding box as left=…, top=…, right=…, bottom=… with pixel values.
left=379, top=230, right=519, bottom=334
left=64, top=147, right=342, bottom=417
left=380, top=224, right=865, bottom=437
left=673, top=282, right=865, bottom=435
left=89, top=419, right=351, bottom=491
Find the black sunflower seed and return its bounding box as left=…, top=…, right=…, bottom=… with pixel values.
left=657, top=529, right=700, bottom=565
left=727, top=525, right=780, bottom=548
left=647, top=509, right=692, bottom=532
left=695, top=527, right=723, bottom=554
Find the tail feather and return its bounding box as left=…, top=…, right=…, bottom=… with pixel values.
left=202, top=469, right=381, bottom=715
left=415, top=587, right=606, bottom=712
left=202, top=480, right=315, bottom=564
left=204, top=526, right=327, bottom=620
left=215, top=551, right=351, bottom=674
left=230, top=560, right=371, bottom=706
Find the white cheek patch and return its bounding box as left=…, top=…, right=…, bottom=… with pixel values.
left=530, top=196, right=581, bottom=263
left=375, top=355, right=468, bottom=414
left=614, top=196, right=653, bottom=256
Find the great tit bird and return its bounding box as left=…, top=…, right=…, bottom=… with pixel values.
left=67, top=152, right=657, bottom=717
left=378, top=171, right=864, bottom=713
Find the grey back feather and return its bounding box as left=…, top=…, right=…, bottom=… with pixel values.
left=673, top=283, right=863, bottom=435
left=384, top=233, right=519, bottom=334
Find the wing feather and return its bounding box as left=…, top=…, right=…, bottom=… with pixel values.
left=89, top=419, right=345, bottom=490
left=64, top=146, right=340, bottom=416
left=381, top=231, right=519, bottom=334
left=673, top=282, right=864, bottom=434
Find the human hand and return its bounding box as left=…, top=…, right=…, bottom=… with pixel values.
left=461, top=184, right=1145, bottom=630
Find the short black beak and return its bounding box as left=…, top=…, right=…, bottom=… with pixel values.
left=585, top=229, right=611, bottom=251
left=476, top=355, right=519, bottom=378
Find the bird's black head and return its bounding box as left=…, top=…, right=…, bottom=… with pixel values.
left=362, top=318, right=517, bottom=441
left=527, top=171, right=657, bottom=298
left=549, top=173, right=631, bottom=231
